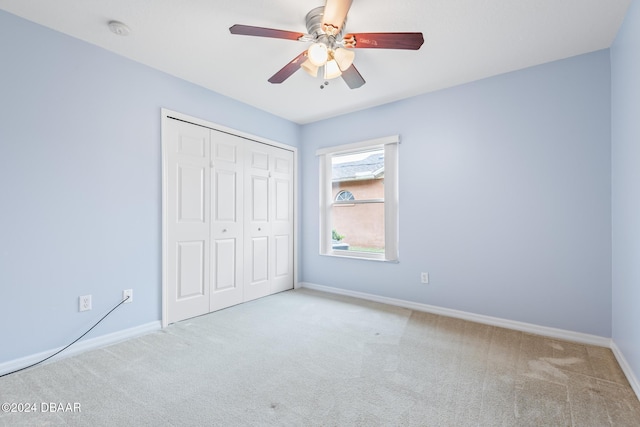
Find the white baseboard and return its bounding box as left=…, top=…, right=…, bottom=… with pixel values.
left=0, top=321, right=161, bottom=376
left=299, top=282, right=611, bottom=347
left=611, top=342, right=640, bottom=400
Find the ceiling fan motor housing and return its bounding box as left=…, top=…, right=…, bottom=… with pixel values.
left=305, top=6, right=346, bottom=41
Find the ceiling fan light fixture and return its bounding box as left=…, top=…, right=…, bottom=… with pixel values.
left=334, top=47, right=355, bottom=70
left=324, top=59, right=342, bottom=80
left=307, top=42, right=329, bottom=67
left=301, top=59, right=319, bottom=77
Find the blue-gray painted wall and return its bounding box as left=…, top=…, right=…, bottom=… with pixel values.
left=0, top=10, right=300, bottom=363
left=301, top=50, right=612, bottom=338
left=612, top=0, right=640, bottom=389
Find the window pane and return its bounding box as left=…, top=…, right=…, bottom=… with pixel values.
left=330, top=148, right=385, bottom=253
left=331, top=202, right=384, bottom=253
left=332, top=148, right=384, bottom=187
left=335, top=190, right=355, bottom=201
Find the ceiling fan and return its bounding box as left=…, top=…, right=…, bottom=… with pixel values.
left=229, top=0, right=424, bottom=89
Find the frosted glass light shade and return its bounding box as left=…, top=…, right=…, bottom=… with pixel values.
left=307, top=43, right=329, bottom=66
left=301, top=59, right=319, bottom=77
left=334, top=47, right=355, bottom=70
left=324, top=59, right=342, bottom=79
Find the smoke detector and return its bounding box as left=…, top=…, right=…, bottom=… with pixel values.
left=108, top=20, right=130, bottom=36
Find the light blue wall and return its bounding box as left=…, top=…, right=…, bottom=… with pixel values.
left=611, top=0, right=640, bottom=387
left=0, top=10, right=300, bottom=363
left=301, top=50, right=612, bottom=337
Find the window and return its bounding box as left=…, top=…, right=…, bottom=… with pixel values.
left=317, top=135, right=399, bottom=261
left=335, top=190, right=355, bottom=201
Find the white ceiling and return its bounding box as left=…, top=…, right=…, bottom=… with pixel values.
left=0, top=0, right=631, bottom=124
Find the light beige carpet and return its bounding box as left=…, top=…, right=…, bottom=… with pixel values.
left=1, top=288, right=639, bottom=426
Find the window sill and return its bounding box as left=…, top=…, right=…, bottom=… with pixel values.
left=320, top=252, right=399, bottom=263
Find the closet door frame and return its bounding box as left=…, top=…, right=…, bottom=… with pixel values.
left=161, top=109, right=299, bottom=328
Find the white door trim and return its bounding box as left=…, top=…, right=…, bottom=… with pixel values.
left=161, top=108, right=299, bottom=328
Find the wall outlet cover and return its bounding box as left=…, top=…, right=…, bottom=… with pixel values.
left=79, top=295, right=92, bottom=312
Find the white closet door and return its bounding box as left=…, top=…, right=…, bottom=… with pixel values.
left=210, top=131, right=244, bottom=311
left=244, top=141, right=272, bottom=301
left=270, top=148, right=294, bottom=293
left=243, top=141, right=294, bottom=301
left=164, top=113, right=295, bottom=324
left=165, top=119, right=211, bottom=324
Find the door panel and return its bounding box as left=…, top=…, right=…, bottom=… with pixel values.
left=274, top=235, right=290, bottom=277
left=244, top=231, right=269, bottom=302
left=274, top=178, right=289, bottom=221
left=179, top=134, right=206, bottom=157
left=244, top=142, right=294, bottom=298
left=244, top=142, right=272, bottom=301
left=251, top=176, right=269, bottom=221
left=251, top=236, right=269, bottom=283
left=210, top=131, right=244, bottom=311
left=215, top=141, right=237, bottom=163
left=177, top=241, right=205, bottom=298
left=166, top=119, right=211, bottom=323
left=270, top=149, right=294, bottom=293
left=271, top=150, right=293, bottom=293
left=215, top=170, right=237, bottom=222
left=214, top=238, right=236, bottom=291
left=178, top=166, right=205, bottom=222
left=274, top=156, right=291, bottom=174
left=251, top=151, right=269, bottom=170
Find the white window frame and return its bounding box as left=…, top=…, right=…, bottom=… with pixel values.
left=317, top=135, right=399, bottom=262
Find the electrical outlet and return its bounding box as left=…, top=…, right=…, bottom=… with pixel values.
left=123, top=289, right=133, bottom=303
left=421, top=272, right=429, bottom=284
left=79, top=295, right=92, bottom=312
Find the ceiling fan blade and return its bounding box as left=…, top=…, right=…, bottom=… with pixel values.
left=322, top=0, right=353, bottom=34
left=268, top=51, right=307, bottom=84
left=229, top=24, right=305, bottom=41
left=343, top=32, right=424, bottom=50
left=341, top=64, right=365, bottom=89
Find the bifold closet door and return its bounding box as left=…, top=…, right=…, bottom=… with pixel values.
left=165, top=120, right=211, bottom=324
left=165, top=117, right=294, bottom=324
left=244, top=141, right=294, bottom=301
left=210, top=131, right=244, bottom=311
left=269, top=146, right=294, bottom=294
